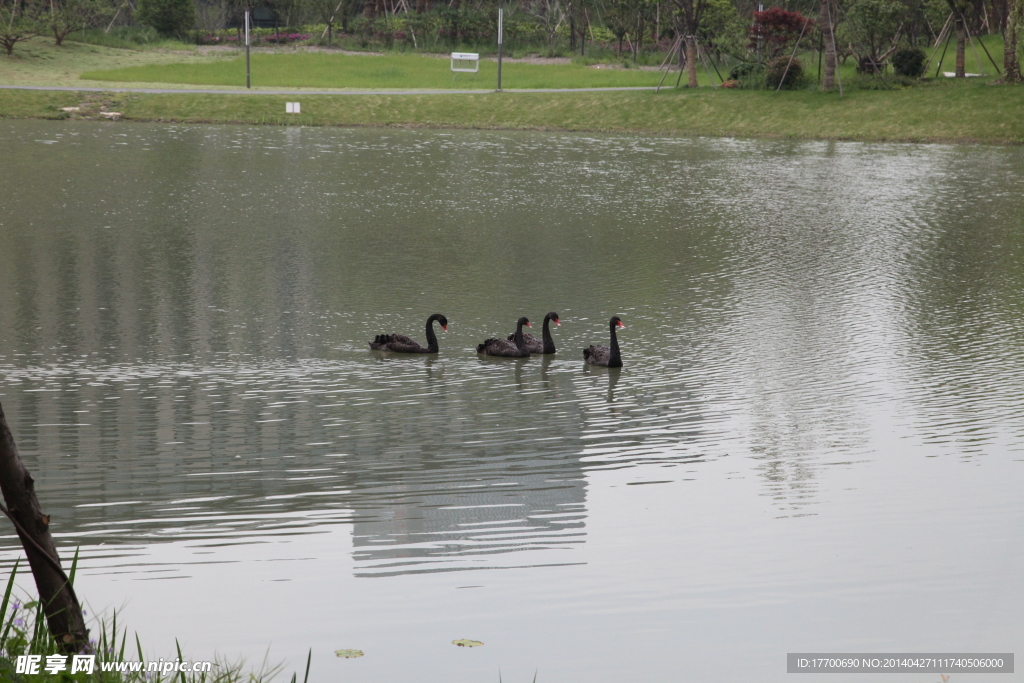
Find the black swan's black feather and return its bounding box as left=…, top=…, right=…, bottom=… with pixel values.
left=479, top=317, right=532, bottom=357
left=583, top=316, right=624, bottom=367
left=507, top=311, right=560, bottom=354
left=369, top=314, right=447, bottom=353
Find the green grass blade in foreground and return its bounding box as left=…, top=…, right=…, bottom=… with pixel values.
left=80, top=53, right=665, bottom=90
left=69, top=546, right=80, bottom=586
left=0, top=559, right=19, bottom=646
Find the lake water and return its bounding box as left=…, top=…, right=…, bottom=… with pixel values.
left=1, top=120, right=1022, bottom=682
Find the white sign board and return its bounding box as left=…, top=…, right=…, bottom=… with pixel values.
left=286, top=102, right=301, bottom=114
left=451, top=52, right=480, bottom=74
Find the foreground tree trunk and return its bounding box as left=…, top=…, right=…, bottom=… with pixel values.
left=819, top=0, right=837, bottom=89
left=0, top=403, right=89, bottom=654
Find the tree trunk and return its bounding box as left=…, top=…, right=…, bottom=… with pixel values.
left=820, top=0, right=837, bottom=89
left=1006, top=0, right=1023, bottom=81
left=685, top=34, right=698, bottom=86
left=955, top=14, right=966, bottom=76
left=0, top=403, right=89, bottom=654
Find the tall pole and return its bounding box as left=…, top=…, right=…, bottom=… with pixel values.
left=245, top=10, right=251, bottom=89
left=497, top=7, right=504, bottom=91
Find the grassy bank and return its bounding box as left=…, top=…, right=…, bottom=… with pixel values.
left=2, top=35, right=1023, bottom=143
left=3, top=79, right=1024, bottom=143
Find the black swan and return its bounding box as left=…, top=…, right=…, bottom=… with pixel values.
left=369, top=313, right=448, bottom=353
left=507, top=311, right=560, bottom=354
left=583, top=316, right=625, bottom=367
left=477, top=317, right=532, bottom=357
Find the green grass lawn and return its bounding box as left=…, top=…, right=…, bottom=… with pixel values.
left=81, top=52, right=666, bottom=90
left=0, top=36, right=212, bottom=88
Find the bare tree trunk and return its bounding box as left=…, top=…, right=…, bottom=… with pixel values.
left=685, top=34, right=698, bottom=86
left=0, top=403, right=89, bottom=654
left=820, top=0, right=837, bottom=89
left=955, top=14, right=966, bottom=76
left=1006, top=0, right=1023, bottom=81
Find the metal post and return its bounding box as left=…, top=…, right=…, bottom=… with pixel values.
left=245, top=10, right=251, bottom=89
left=497, top=8, right=503, bottom=91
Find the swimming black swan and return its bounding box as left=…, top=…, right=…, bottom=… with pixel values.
left=583, top=316, right=625, bottom=367
left=477, top=317, right=532, bottom=357
left=507, top=311, right=560, bottom=354
left=369, top=313, right=448, bottom=353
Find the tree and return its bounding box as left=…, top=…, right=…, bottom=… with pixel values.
left=945, top=0, right=972, bottom=77
left=846, top=0, right=902, bottom=70
left=310, top=0, right=343, bottom=43
left=47, top=0, right=113, bottom=46
left=671, top=0, right=709, bottom=86
left=604, top=0, right=632, bottom=56
left=1005, top=0, right=1023, bottom=82
left=820, top=0, right=838, bottom=89
left=1, top=0, right=44, bottom=55
left=748, top=7, right=813, bottom=61
left=136, top=0, right=196, bottom=37
left=698, top=0, right=745, bottom=60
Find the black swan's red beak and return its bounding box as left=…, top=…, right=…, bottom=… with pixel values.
left=442, top=325, right=448, bottom=332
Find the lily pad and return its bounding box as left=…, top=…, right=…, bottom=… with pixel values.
left=334, top=649, right=364, bottom=658
left=452, top=639, right=484, bottom=647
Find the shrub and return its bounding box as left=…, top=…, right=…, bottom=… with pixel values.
left=765, top=55, right=804, bottom=89
left=728, top=61, right=767, bottom=88
left=136, top=0, right=196, bottom=38
left=891, top=46, right=927, bottom=78
left=728, top=61, right=759, bottom=80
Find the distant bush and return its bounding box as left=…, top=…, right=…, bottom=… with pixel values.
left=765, top=55, right=804, bottom=89
left=136, top=0, right=196, bottom=38
left=891, top=46, right=927, bottom=78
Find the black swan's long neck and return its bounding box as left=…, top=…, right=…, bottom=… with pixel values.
left=425, top=318, right=439, bottom=352
left=609, top=321, right=621, bottom=363
left=541, top=316, right=554, bottom=353
left=514, top=320, right=527, bottom=350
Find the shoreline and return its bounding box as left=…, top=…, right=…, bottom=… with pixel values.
left=2, top=85, right=1023, bottom=145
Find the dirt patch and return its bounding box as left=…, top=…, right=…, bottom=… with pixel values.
left=195, top=44, right=385, bottom=56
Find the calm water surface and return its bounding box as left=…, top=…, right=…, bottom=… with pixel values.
left=1, top=121, right=1022, bottom=682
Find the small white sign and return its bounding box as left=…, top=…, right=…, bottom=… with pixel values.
left=286, top=102, right=301, bottom=114
left=450, top=53, right=480, bottom=74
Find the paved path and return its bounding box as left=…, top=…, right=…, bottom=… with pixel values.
left=1, top=84, right=659, bottom=95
